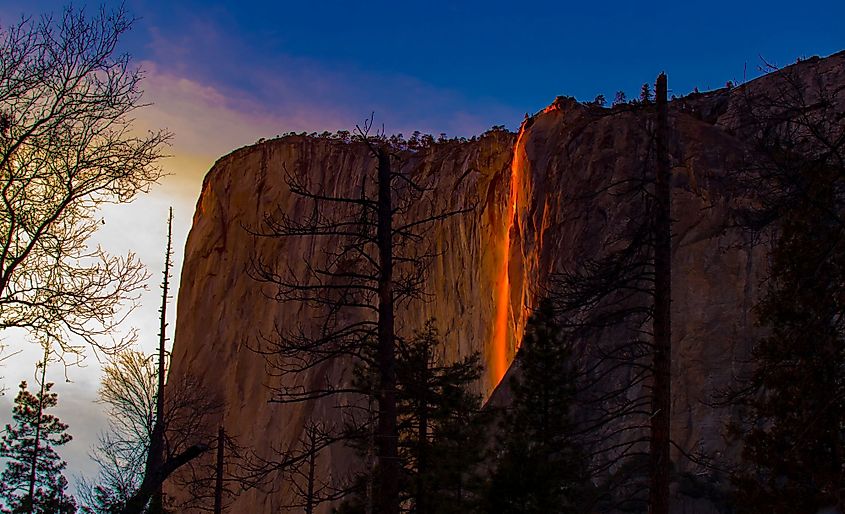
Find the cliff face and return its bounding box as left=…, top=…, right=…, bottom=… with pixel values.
left=168, top=52, right=845, bottom=512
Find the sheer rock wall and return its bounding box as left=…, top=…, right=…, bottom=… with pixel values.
left=167, top=51, right=845, bottom=512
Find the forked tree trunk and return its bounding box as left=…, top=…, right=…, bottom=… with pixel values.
left=121, top=444, right=209, bottom=514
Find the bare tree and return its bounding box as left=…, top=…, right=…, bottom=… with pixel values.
left=249, top=119, right=471, bottom=513
left=80, top=350, right=156, bottom=513
left=544, top=74, right=675, bottom=512
left=81, top=349, right=221, bottom=514
left=719, top=56, right=845, bottom=514
left=120, top=374, right=219, bottom=514
left=227, top=417, right=349, bottom=513
left=81, top=211, right=219, bottom=514
left=0, top=5, right=170, bottom=354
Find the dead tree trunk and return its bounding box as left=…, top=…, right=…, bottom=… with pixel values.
left=151, top=208, right=173, bottom=513
left=649, top=72, right=672, bottom=514
left=304, top=425, right=318, bottom=514
left=26, top=347, right=49, bottom=514
left=138, top=208, right=173, bottom=514
left=214, top=426, right=225, bottom=514
left=375, top=148, right=399, bottom=514
left=121, top=444, right=209, bottom=514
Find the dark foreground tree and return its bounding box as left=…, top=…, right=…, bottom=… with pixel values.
left=241, top=420, right=347, bottom=514
left=250, top=120, right=470, bottom=513
left=82, top=221, right=221, bottom=514
left=0, top=5, right=169, bottom=354
left=143, top=207, right=174, bottom=514
left=396, top=320, right=487, bottom=514
left=732, top=170, right=845, bottom=513
left=546, top=74, right=673, bottom=512
left=79, top=349, right=221, bottom=514
left=79, top=350, right=155, bottom=513
left=0, top=371, right=76, bottom=514
left=336, top=320, right=487, bottom=514
left=725, top=58, right=845, bottom=514
left=485, top=300, right=591, bottom=514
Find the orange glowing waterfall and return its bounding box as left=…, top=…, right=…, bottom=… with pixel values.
left=491, top=123, right=527, bottom=388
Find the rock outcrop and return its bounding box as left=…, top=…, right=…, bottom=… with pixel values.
left=167, top=51, right=845, bottom=512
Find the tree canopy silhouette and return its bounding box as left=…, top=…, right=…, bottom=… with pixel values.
left=0, top=5, right=169, bottom=354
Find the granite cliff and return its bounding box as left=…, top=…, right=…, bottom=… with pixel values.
left=166, top=51, right=845, bottom=512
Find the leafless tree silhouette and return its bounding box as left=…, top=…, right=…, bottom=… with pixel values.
left=0, top=5, right=170, bottom=355
left=248, top=117, right=472, bottom=514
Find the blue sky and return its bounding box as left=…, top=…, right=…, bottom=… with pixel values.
left=125, top=0, right=845, bottom=126
left=6, top=0, right=845, bottom=137
left=0, top=0, right=843, bottom=491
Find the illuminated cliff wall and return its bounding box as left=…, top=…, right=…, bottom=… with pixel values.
left=167, top=52, right=845, bottom=513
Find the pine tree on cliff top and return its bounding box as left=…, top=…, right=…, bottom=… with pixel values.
left=485, top=300, right=591, bottom=514
left=0, top=378, right=77, bottom=514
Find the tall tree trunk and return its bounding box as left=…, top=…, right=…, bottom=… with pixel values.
left=305, top=426, right=317, bottom=514
left=145, top=208, right=174, bottom=514
left=366, top=398, right=375, bottom=514
left=214, top=426, right=225, bottom=514
left=649, top=72, right=672, bottom=514
left=27, top=346, right=49, bottom=514
left=375, top=148, right=399, bottom=514
left=416, top=343, right=430, bottom=514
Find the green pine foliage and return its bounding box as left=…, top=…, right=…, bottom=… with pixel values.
left=341, top=320, right=487, bottom=513
left=732, top=164, right=845, bottom=514
left=0, top=381, right=77, bottom=514
left=485, top=300, right=591, bottom=514
left=396, top=320, right=488, bottom=513
left=639, top=83, right=653, bottom=104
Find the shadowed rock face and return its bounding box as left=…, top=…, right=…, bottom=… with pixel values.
left=167, top=52, right=845, bottom=513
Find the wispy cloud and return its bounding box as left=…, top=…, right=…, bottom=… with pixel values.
left=137, top=61, right=331, bottom=185
left=138, top=17, right=521, bottom=143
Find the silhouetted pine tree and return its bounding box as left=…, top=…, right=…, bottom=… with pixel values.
left=0, top=378, right=77, bottom=514
left=612, top=91, right=627, bottom=106
left=396, top=320, right=487, bottom=514
left=732, top=165, right=845, bottom=513
left=484, top=300, right=591, bottom=514
left=722, top=58, right=845, bottom=514
left=339, top=320, right=487, bottom=514
left=639, top=83, right=653, bottom=104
